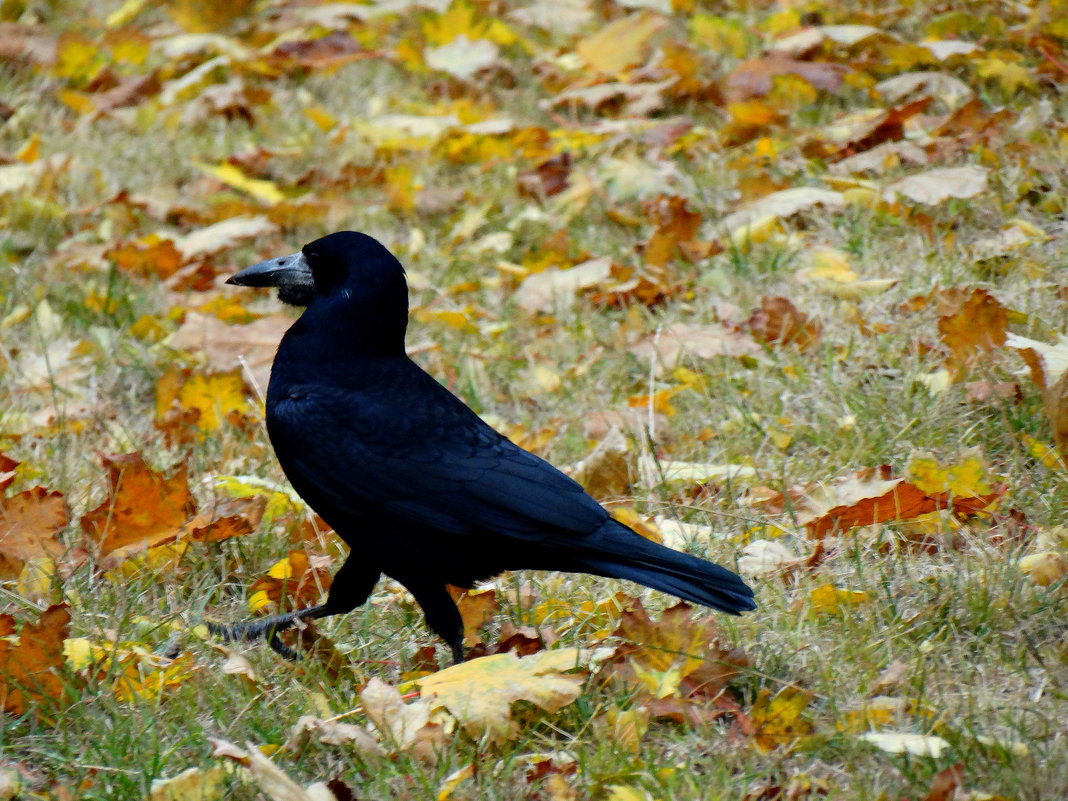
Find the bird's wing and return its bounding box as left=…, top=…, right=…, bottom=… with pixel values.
left=266, top=369, right=608, bottom=541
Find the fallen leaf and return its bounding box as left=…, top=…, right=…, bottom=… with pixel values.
left=1018, top=551, right=1068, bottom=586
left=359, top=677, right=449, bottom=760
left=630, top=322, right=765, bottom=370
left=0, top=487, right=67, bottom=579
left=858, top=731, right=949, bottom=757
left=170, top=311, right=291, bottom=395
left=938, top=288, right=1008, bottom=363
left=576, top=11, right=667, bottom=74
left=417, top=649, right=588, bottom=743
left=0, top=604, right=72, bottom=717
left=514, top=258, right=612, bottom=314
left=750, top=686, right=815, bottom=752
left=885, top=166, right=988, bottom=205
left=747, top=296, right=822, bottom=350
left=923, top=762, right=964, bottom=801
left=719, top=187, right=845, bottom=236
left=80, top=453, right=197, bottom=560
left=446, top=586, right=498, bottom=647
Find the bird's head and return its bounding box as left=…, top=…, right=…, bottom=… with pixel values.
left=228, top=231, right=410, bottom=355
left=228, top=231, right=407, bottom=308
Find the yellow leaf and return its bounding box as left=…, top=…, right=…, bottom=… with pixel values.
left=975, top=58, right=1033, bottom=93
left=195, top=162, right=285, bottom=205
left=417, top=649, right=588, bottom=743
left=806, top=584, right=870, bottom=616
left=53, top=32, right=101, bottom=81
left=906, top=448, right=995, bottom=498
left=156, top=368, right=250, bottom=432
left=690, top=14, right=752, bottom=58
left=303, top=105, right=338, bottom=132
left=751, top=686, right=815, bottom=752
left=106, top=0, right=151, bottom=28
left=577, top=11, right=668, bottom=74
left=437, top=764, right=474, bottom=801
left=57, top=90, right=97, bottom=116
left=1018, top=551, right=1068, bottom=586
left=15, top=135, right=40, bottom=164
left=628, top=386, right=684, bottom=416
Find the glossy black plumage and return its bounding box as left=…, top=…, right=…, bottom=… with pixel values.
left=217, top=231, right=755, bottom=662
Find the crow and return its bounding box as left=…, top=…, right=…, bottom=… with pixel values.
left=215, top=231, right=755, bottom=663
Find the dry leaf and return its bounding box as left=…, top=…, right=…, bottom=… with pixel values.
left=747, top=296, right=822, bottom=350
left=938, top=288, right=1008, bottom=362
left=0, top=604, right=72, bottom=717
left=750, top=686, right=815, bottom=752
left=417, top=649, right=588, bottom=743
left=0, top=487, right=67, bottom=579
left=359, top=677, right=448, bottom=760
left=576, top=11, right=667, bottom=74
left=80, top=453, right=197, bottom=560
left=886, top=166, right=988, bottom=205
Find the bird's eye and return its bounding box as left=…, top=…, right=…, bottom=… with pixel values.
left=305, top=250, right=320, bottom=267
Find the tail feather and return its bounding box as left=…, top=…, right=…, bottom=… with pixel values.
left=575, top=520, right=756, bottom=615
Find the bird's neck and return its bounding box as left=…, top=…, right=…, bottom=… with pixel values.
left=286, top=294, right=409, bottom=362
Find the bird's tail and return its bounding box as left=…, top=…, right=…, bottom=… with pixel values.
left=574, top=519, right=756, bottom=615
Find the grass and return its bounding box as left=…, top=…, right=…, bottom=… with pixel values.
left=1, top=1, right=1067, bottom=799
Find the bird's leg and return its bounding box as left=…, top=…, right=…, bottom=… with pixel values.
left=405, top=582, right=466, bottom=665
left=208, top=558, right=381, bottom=660
left=208, top=605, right=330, bottom=659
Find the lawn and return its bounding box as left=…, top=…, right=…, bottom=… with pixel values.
left=0, top=1, right=1066, bottom=799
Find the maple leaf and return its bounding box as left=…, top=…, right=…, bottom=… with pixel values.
left=446, top=585, right=498, bottom=647
left=359, top=677, right=450, bottom=760
left=0, top=486, right=67, bottom=579
left=0, top=604, right=73, bottom=717
left=605, top=600, right=749, bottom=701
left=81, top=453, right=197, bottom=560
left=247, top=550, right=332, bottom=615
left=938, top=288, right=1008, bottom=363
left=750, top=686, right=815, bottom=752
left=417, top=649, right=588, bottom=743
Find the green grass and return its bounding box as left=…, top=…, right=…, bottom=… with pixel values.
left=1, top=1, right=1067, bottom=799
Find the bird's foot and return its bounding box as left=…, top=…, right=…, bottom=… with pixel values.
left=207, top=605, right=328, bottom=660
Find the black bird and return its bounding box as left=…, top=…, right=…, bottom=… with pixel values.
left=215, top=232, right=755, bottom=663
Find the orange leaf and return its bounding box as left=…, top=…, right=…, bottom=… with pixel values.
left=747, top=296, right=822, bottom=350
left=0, top=604, right=73, bottom=717
left=938, top=288, right=1008, bottom=362
left=446, top=585, right=498, bottom=647
left=750, top=686, right=815, bottom=752
left=248, top=550, right=332, bottom=614
left=80, top=453, right=197, bottom=559
left=0, top=487, right=67, bottom=579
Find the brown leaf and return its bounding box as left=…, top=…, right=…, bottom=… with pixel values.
left=747, top=296, right=822, bottom=350
left=0, top=452, right=18, bottom=490
left=446, top=585, right=498, bottom=647
left=641, top=195, right=703, bottom=269
left=248, top=549, right=332, bottom=615
left=270, top=31, right=368, bottom=71
left=517, top=153, right=571, bottom=199
left=630, top=322, right=765, bottom=371
left=93, top=72, right=160, bottom=113
left=938, top=288, right=1008, bottom=362
left=0, top=487, right=67, bottom=579
left=0, top=604, right=72, bottom=717
left=80, top=453, right=197, bottom=560
left=727, top=56, right=845, bottom=101
left=923, top=762, right=964, bottom=801
left=170, top=311, right=291, bottom=396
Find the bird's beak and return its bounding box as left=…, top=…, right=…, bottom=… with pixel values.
left=227, top=251, right=312, bottom=288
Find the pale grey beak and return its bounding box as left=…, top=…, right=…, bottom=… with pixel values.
left=228, top=251, right=316, bottom=306
left=227, top=251, right=311, bottom=288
